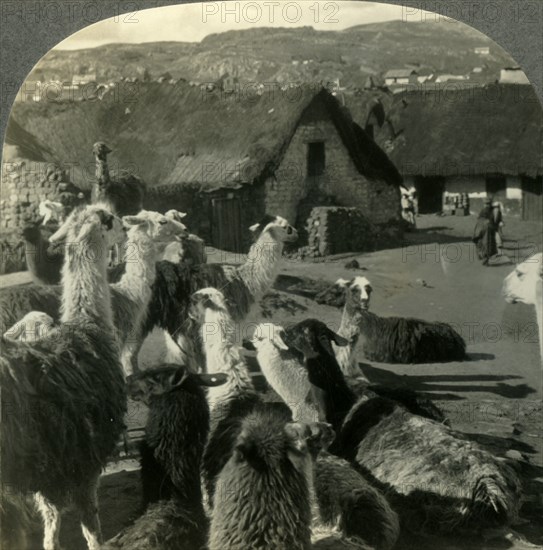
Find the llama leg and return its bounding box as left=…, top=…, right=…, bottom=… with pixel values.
left=34, top=492, right=62, bottom=550
left=74, top=479, right=102, bottom=550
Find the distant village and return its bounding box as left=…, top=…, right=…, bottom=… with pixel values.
left=17, top=44, right=531, bottom=104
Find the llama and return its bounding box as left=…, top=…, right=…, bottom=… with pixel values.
left=249, top=324, right=401, bottom=550
left=39, top=200, right=65, bottom=225
left=0, top=211, right=188, bottom=377
left=317, top=276, right=467, bottom=364
left=91, top=142, right=146, bottom=217
left=209, top=414, right=333, bottom=550
left=503, top=252, right=543, bottom=364
left=0, top=205, right=127, bottom=550
left=21, top=215, right=63, bottom=285
left=164, top=209, right=207, bottom=266
left=139, top=214, right=298, bottom=367
left=102, top=365, right=227, bottom=550
left=196, top=292, right=397, bottom=550
left=189, top=287, right=273, bottom=504
left=249, top=321, right=445, bottom=425
left=108, top=210, right=188, bottom=376
left=3, top=311, right=55, bottom=342
left=285, top=319, right=522, bottom=535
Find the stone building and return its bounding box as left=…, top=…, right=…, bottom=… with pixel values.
left=376, top=83, right=543, bottom=220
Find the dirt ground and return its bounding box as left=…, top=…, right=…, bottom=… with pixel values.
left=7, top=214, right=542, bottom=549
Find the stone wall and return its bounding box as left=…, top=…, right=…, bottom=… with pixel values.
left=264, top=113, right=400, bottom=236
left=293, top=206, right=404, bottom=259
left=0, top=159, right=85, bottom=274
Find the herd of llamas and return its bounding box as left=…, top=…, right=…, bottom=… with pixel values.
left=0, top=142, right=541, bottom=550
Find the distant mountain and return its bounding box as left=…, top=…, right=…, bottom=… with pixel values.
left=27, top=21, right=515, bottom=88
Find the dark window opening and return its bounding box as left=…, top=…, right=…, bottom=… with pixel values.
left=307, top=142, right=325, bottom=177
left=485, top=175, right=506, bottom=198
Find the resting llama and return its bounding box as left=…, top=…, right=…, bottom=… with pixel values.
left=0, top=206, right=127, bottom=550
left=317, top=276, right=467, bottom=363
left=503, top=252, right=543, bottom=364
left=285, top=319, right=522, bottom=535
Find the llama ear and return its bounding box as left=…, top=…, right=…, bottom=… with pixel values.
left=284, top=422, right=311, bottom=453
left=168, top=369, right=189, bottom=389
left=327, top=328, right=348, bottom=347
left=166, top=210, right=187, bottom=221
left=271, top=330, right=289, bottom=351
left=122, top=215, right=147, bottom=227
left=195, top=373, right=228, bottom=387
left=248, top=223, right=260, bottom=233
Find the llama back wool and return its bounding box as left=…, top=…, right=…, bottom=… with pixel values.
left=209, top=410, right=312, bottom=550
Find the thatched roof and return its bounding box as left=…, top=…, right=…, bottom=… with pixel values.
left=377, top=83, right=543, bottom=177
left=7, top=82, right=401, bottom=191
left=160, top=84, right=401, bottom=189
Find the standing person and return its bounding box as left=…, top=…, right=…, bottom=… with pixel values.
left=492, top=200, right=505, bottom=255
left=472, top=197, right=497, bottom=265
left=401, top=191, right=416, bottom=228
left=409, top=186, right=419, bottom=216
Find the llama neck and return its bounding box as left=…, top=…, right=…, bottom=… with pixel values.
left=238, top=232, right=284, bottom=298
left=202, top=308, right=254, bottom=409
left=60, top=240, right=113, bottom=328
left=307, top=356, right=356, bottom=433
left=335, top=302, right=365, bottom=377
left=536, top=280, right=543, bottom=366
left=114, top=235, right=159, bottom=307
left=95, top=156, right=110, bottom=185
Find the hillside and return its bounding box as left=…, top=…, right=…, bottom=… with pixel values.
left=27, top=20, right=516, bottom=88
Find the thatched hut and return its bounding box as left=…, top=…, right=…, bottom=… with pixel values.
left=376, top=83, right=543, bottom=220
left=145, top=84, right=402, bottom=251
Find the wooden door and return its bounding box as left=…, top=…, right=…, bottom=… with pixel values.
left=522, top=176, right=543, bottom=221
left=211, top=197, right=243, bottom=252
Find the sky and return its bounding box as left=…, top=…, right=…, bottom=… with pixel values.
left=54, top=1, right=439, bottom=50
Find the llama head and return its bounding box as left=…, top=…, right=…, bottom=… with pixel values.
left=284, top=421, right=335, bottom=462
left=232, top=410, right=320, bottom=476
left=92, top=141, right=112, bottom=160
left=317, top=276, right=372, bottom=309
left=345, top=276, right=372, bottom=310
left=127, top=363, right=227, bottom=405
left=49, top=205, right=125, bottom=250
left=123, top=210, right=188, bottom=251
left=189, top=287, right=228, bottom=321
left=39, top=200, right=64, bottom=225
left=3, top=311, right=55, bottom=342
left=249, top=322, right=289, bottom=352
left=283, top=320, right=347, bottom=400
left=164, top=209, right=188, bottom=223
left=284, top=319, right=348, bottom=360
left=503, top=253, right=543, bottom=306
left=249, top=214, right=298, bottom=243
